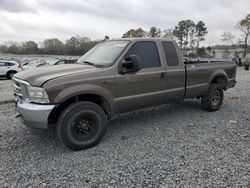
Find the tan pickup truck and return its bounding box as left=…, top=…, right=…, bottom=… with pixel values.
left=13, top=38, right=236, bottom=150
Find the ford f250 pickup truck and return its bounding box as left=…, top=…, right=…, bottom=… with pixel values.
left=13, top=38, right=236, bottom=150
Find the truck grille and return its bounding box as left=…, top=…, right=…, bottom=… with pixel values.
left=12, top=77, right=29, bottom=101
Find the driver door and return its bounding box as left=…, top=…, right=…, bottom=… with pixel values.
left=115, top=41, right=166, bottom=113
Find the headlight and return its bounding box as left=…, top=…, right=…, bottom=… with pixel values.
left=27, top=86, right=49, bottom=103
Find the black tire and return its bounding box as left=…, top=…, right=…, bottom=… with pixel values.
left=201, top=84, right=224, bottom=111
left=57, top=101, right=107, bottom=150
left=7, top=71, right=16, bottom=79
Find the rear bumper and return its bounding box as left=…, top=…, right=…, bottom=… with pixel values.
left=228, top=79, right=236, bottom=89
left=17, top=102, right=54, bottom=129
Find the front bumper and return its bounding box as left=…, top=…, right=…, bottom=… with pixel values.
left=17, top=101, right=54, bottom=129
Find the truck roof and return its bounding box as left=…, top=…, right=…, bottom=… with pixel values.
left=109, top=38, right=174, bottom=42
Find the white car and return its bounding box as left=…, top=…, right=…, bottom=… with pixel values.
left=0, top=60, right=23, bottom=79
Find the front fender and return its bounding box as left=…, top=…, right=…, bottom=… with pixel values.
left=52, top=84, right=118, bottom=116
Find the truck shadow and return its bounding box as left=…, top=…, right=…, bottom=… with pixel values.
left=109, top=99, right=203, bottom=128
left=18, top=99, right=210, bottom=153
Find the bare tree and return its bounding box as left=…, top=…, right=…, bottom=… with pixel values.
left=162, top=29, right=175, bottom=40
left=221, top=32, right=239, bottom=57
left=236, top=13, right=250, bottom=57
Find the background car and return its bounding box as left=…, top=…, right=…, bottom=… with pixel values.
left=22, top=58, right=77, bottom=70
left=22, top=59, right=47, bottom=70
left=46, top=58, right=78, bottom=65
left=0, top=60, right=23, bottom=79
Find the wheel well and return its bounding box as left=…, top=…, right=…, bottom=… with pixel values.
left=7, top=70, right=17, bottom=75
left=211, top=76, right=227, bottom=90
left=48, top=94, right=111, bottom=127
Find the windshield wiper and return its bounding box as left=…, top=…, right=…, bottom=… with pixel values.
left=82, top=61, right=95, bottom=66
left=82, top=61, right=106, bottom=68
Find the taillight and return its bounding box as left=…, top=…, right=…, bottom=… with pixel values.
left=18, top=63, right=23, bottom=70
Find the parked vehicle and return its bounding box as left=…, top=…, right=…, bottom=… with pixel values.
left=50, top=59, right=78, bottom=65
left=22, top=58, right=77, bottom=70
left=13, top=38, right=236, bottom=150
left=242, top=58, right=250, bottom=70
left=22, top=59, right=47, bottom=70
left=0, top=60, right=23, bottom=79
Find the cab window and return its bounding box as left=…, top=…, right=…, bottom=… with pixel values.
left=162, top=42, right=179, bottom=66
left=125, top=41, right=160, bottom=69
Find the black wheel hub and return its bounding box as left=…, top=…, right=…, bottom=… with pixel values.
left=73, top=118, right=93, bottom=136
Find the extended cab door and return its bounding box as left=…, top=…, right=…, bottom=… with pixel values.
left=160, top=40, right=185, bottom=100
left=115, top=40, right=166, bottom=113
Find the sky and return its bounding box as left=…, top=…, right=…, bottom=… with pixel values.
left=0, top=0, right=249, bottom=46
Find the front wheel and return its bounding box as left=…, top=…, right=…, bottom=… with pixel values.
left=7, top=71, right=16, bottom=79
left=57, top=101, right=107, bottom=150
left=201, top=84, right=224, bottom=111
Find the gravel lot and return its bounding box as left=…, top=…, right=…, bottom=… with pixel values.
left=0, top=68, right=249, bottom=187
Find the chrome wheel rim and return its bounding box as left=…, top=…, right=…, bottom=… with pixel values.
left=212, top=90, right=220, bottom=106
left=10, top=73, right=14, bottom=78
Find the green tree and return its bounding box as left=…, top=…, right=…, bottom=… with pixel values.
left=122, top=28, right=147, bottom=38
left=21, top=41, right=38, bottom=54
left=65, top=36, right=81, bottom=55
left=195, top=21, right=208, bottom=55
left=0, top=45, right=8, bottom=53
left=6, top=42, right=20, bottom=54
left=173, top=22, right=185, bottom=50
left=77, top=36, right=96, bottom=54
left=173, top=20, right=195, bottom=51
left=238, top=13, right=250, bottom=57
left=43, top=38, right=64, bottom=54
left=148, top=27, right=161, bottom=38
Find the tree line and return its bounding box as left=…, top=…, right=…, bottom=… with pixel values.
left=0, top=36, right=100, bottom=55
left=0, top=13, right=249, bottom=58
left=122, top=20, right=208, bottom=56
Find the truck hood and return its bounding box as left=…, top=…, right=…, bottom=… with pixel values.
left=14, top=64, right=96, bottom=86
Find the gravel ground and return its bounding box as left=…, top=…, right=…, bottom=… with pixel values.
left=0, top=68, right=249, bottom=187
left=0, top=78, right=14, bottom=103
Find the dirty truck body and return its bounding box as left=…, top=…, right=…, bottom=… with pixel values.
left=13, top=38, right=236, bottom=150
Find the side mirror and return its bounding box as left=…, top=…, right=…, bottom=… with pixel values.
left=119, top=55, right=141, bottom=74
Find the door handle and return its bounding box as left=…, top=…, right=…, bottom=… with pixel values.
left=161, top=72, right=165, bottom=79
left=102, top=79, right=115, bottom=84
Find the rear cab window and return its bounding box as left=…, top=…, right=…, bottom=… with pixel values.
left=125, top=41, right=161, bottom=69
left=162, top=41, right=179, bottom=66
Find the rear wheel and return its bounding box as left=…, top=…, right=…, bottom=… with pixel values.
left=7, top=71, right=16, bottom=79
left=57, top=101, right=107, bottom=150
left=201, top=84, right=224, bottom=111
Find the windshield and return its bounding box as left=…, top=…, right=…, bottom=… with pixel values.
left=77, top=41, right=129, bottom=67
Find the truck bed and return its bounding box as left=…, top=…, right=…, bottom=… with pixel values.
left=184, top=60, right=236, bottom=98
